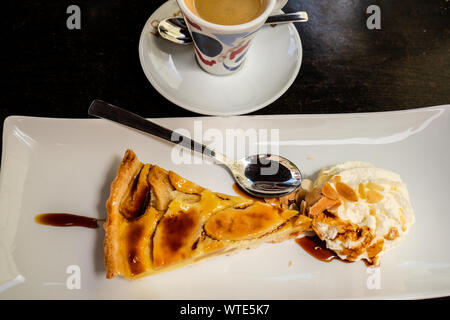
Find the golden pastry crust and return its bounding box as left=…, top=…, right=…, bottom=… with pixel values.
left=104, top=149, right=143, bottom=279
left=104, top=149, right=311, bottom=279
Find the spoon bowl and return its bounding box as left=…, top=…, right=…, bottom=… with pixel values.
left=233, top=154, right=302, bottom=197
left=158, top=16, right=192, bottom=45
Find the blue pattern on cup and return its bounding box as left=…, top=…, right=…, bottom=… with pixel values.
left=192, top=32, right=223, bottom=57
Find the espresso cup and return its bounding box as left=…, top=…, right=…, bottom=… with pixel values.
left=176, top=0, right=288, bottom=76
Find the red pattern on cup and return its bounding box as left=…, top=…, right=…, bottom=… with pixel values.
left=194, top=45, right=216, bottom=66
left=230, top=41, right=251, bottom=60
left=184, top=16, right=202, bottom=31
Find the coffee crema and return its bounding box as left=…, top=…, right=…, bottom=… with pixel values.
left=186, top=0, right=267, bottom=26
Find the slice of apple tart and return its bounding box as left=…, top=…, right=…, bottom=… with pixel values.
left=104, top=149, right=311, bottom=279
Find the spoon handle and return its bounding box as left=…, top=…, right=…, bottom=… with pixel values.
left=88, top=100, right=230, bottom=165
left=266, top=11, right=308, bottom=24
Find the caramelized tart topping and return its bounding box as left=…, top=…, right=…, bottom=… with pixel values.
left=169, top=171, right=204, bottom=194
left=148, top=165, right=174, bottom=211
left=204, top=202, right=286, bottom=241
left=153, top=209, right=200, bottom=268
left=104, top=149, right=310, bottom=279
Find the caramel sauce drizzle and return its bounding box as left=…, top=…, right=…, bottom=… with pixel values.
left=232, top=183, right=264, bottom=202
left=35, top=213, right=100, bottom=229
left=296, top=235, right=360, bottom=264
left=295, top=236, right=338, bottom=262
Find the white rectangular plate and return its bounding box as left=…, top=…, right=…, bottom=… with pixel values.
left=1, top=105, right=449, bottom=299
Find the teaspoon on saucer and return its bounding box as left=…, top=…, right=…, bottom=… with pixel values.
left=158, top=11, right=308, bottom=45
left=88, top=100, right=302, bottom=198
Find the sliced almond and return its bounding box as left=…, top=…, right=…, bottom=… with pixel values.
left=366, top=190, right=384, bottom=203
left=299, top=200, right=307, bottom=215
left=358, top=183, right=366, bottom=199
left=327, top=199, right=342, bottom=211
left=331, top=175, right=341, bottom=183
left=309, top=196, right=341, bottom=217
left=300, top=179, right=313, bottom=192
left=305, top=187, right=322, bottom=207
left=295, top=188, right=306, bottom=205
left=335, top=182, right=358, bottom=202
left=366, top=182, right=384, bottom=192
left=322, top=182, right=339, bottom=200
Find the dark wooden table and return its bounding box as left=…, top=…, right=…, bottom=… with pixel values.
left=0, top=0, right=449, bottom=300
left=1, top=0, right=449, bottom=122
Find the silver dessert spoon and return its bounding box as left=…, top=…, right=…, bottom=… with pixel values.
left=158, top=11, right=308, bottom=45
left=88, top=100, right=302, bottom=198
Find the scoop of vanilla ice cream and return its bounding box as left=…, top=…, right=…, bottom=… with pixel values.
left=309, top=161, right=415, bottom=264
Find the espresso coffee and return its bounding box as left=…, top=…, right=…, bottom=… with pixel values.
left=189, top=0, right=267, bottom=26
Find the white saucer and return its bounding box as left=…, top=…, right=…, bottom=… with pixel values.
left=138, top=0, right=302, bottom=116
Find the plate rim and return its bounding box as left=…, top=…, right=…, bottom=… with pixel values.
left=2, top=104, right=448, bottom=125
